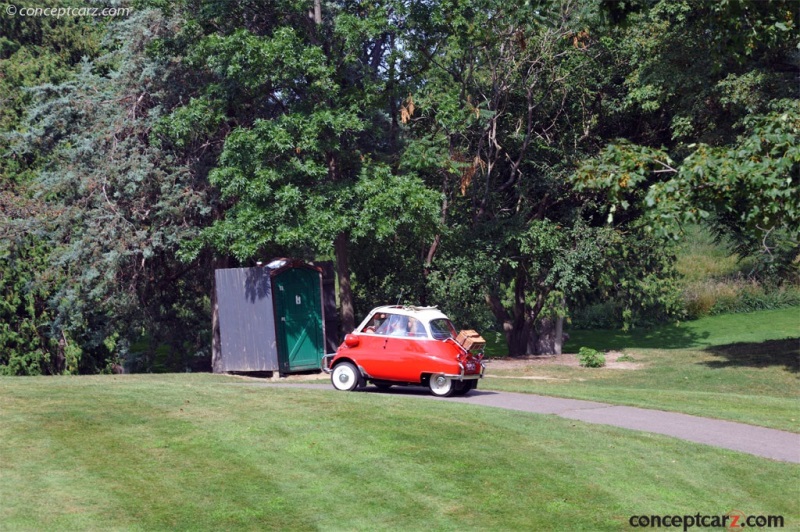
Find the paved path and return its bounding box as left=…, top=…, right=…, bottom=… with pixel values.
left=240, top=382, right=800, bottom=463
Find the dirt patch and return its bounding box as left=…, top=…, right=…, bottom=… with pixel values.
left=485, top=351, right=642, bottom=371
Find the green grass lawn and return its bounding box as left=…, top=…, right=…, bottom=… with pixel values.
left=481, top=308, right=799, bottom=432
left=565, top=307, right=800, bottom=351
left=1, top=374, right=797, bottom=530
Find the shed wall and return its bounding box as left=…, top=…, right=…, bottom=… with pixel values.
left=214, top=267, right=280, bottom=372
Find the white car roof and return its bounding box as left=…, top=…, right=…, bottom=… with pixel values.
left=354, top=305, right=451, bottom=333
left=368, top=305, right=450, bottom=322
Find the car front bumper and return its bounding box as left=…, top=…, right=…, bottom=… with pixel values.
left=321, top=353, right=336, bottom=374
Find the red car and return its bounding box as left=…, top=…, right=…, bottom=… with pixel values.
left=322, top=305, right=485, bottom=396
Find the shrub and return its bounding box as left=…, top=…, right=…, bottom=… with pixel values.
left=578, top=347, right=605, bottom=368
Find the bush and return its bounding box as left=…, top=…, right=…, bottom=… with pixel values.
left=578, top=347, right=605, bottom=368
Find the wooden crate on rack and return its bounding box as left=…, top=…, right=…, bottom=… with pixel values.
left=456, top=329, right=486, bottom=352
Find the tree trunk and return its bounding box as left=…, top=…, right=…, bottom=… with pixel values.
left=335, top=231, right=355, bottom=333
left=210, top=255, right=232, bottom=373
left=504, top=265, right=538, bottom=356
left=504, top=318, right=536, bottom=357
left=211, top=270, right=223, bottom=373
left=486, top=263, right=564, bottom=356
left=534, top=316, right=564, bottom=355
left=486, top=291, right=536, bottom=357
left=502, top=315, right=564, bottom=356
left=313, top=0, right=321, bottom=24
left=327, top=148, right=354, bottom=333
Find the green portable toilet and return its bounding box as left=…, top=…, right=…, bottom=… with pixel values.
left=272, top=263, right=325, bottom=373
left=213, top=259, right=326, bottom=375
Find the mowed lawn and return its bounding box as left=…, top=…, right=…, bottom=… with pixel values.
left=484, top=308, right=800, bottom=432
left=0, top=374, right=797, bottom=531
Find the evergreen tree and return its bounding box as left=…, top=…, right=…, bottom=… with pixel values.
left=9, top=9, right=216, bottom=372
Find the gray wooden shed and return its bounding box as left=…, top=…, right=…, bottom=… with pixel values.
left=212, top=259, right=333, bottom=375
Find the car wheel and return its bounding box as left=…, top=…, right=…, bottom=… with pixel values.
left=429, top=374, right=454, bottom=397
left=331, top=362, right=361, bottom=391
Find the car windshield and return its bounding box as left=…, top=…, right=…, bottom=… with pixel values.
left=429, top=318, right=456, bottom=340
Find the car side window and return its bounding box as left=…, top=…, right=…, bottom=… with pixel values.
left=375, top=314, right=407, bottom=336
left=429, top=319, right=456, bottom=340
left=365, top=313, right=429, bottom=338
left=363, top=313, right=388, bottom=334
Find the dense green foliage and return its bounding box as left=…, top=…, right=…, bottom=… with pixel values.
left=1, top=0, right=797, bottom=372
left=2, top=9, right=216, bottom=373
left=1, top=1, right=104, bottom=374
left=573, top=0, right=799, bottom=276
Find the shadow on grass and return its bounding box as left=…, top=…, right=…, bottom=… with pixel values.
left=566, top=323, right=709, bottom=352
left=702, top=338, right=800, bottom=373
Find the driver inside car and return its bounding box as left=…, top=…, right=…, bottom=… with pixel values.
left=375, top=314, right=404, bottom=336
left=388, top=315, right=409, bottom=336
left=407, top=317, right=425, bottom=337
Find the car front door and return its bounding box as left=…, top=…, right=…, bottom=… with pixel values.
left=351, top=313, right=417, bottom=382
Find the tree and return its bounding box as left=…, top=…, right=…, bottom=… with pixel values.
left=573, top=0, right=799, bottom=280
left=8, top=9, right=217, bottom=373
left=0, top=0, right=104, bottom=373
left=676, top=102, right=798, bottom=278
left=589, top=0, right=798, bottom=149
left=167, top=0, right=441, bottom=333
left=574, top=101, right=799, bottom=279
left=397, top=0, right=680, bottom=355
